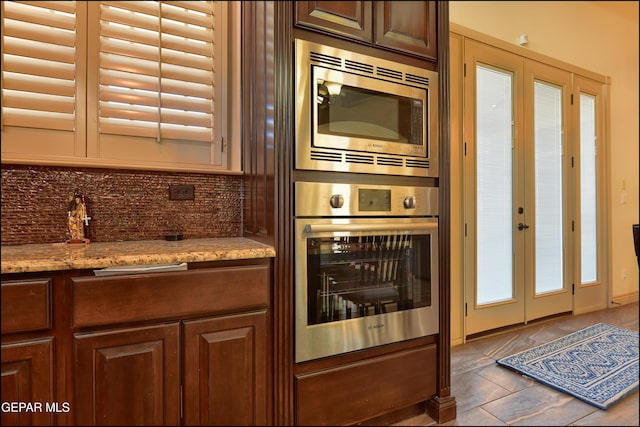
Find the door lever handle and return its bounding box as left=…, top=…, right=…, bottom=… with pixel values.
left=518, top=223, right=530, bottom=231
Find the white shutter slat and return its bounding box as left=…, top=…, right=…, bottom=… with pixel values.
left=160, top=109, right=212, bottom=127
left=163, top=1, right=213, bottom=15
left=100, top=53, right=158, bottom=78
left=3, top=37, right=75, bottom=64
left=100, top=104, right=159, bottom=123
left=100, top=69, right=158, bottom=92
left=100, top=23, right=159, bottom=50
left=161, top=49, right=212, bottom=72
left=100, top=121, right=157, bottom=139
left=161, top=96, right=213, bottom=115
left=3, top=109, right=75, bottom=131
left=161, top=3, right=212, bottom=29
left=161, top=63, right=213, bottom=86
left=100, top=37, right=158, bottom=63
left=100, top=4, right=159, bottom=34
left=162, top=20, right=214, bottom=45
left=160, top=126, right=212, bottom=142
left=3, top=55, right=75, bottom=81
left=99, top=121, right=212, bottom=142
left=100, top=87, right=159, bottom=108
left=4, top=90, right=75, bottom=114
left=3, top=18, right=75, bottom=47
left=101, top=1, right=159, bottom=17
left=162, top=78, right=212, bottom=99
left=19, top=1, right=76, bottom=15
left=101, top=109, right=215, bottom=135
left=3, top=72, right=75, bottom=97
left=3, top=1, right=75, bottom=31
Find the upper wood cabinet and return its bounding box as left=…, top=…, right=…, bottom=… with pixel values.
left=295, top=1, right=437, bottom=61
left=294, top=1, right=373, bottom=43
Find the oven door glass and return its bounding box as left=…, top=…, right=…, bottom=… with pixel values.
left=307, top=233, right=432, bottom=325
left=295, top=218, right=439, bottom=362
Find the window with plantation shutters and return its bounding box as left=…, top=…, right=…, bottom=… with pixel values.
left=97, top=1, right=219, bottom=143
left=1, top=1, right=86, bottom=159
left=1, top=1, right=239, bottom=172
left=1, top=1, right=77, bottom=131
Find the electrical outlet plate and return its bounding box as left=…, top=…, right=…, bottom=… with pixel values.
left=169, top=184, right=195, bottom=200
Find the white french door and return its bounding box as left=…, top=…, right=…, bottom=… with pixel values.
left=524, top=60, right=574, bottom=321
left=463, top=40, right=574, bottom=336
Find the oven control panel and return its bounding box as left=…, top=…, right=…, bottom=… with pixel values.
left=295, top=181, right=438, bottom=217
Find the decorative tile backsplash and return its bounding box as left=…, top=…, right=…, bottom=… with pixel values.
left=1, top=165, right=244, bottom=245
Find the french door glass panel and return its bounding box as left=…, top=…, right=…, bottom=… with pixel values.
left=580, top=94, right=597, bottom=283
left=534, top=81, right=564, bottom=294
left=476, top=65, right=513, bottom=305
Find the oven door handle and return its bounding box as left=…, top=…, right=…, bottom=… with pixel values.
left=304, top=222, right=437, bottom=234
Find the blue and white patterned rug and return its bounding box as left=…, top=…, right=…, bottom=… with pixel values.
left=497, top=323, right=639, bottom=410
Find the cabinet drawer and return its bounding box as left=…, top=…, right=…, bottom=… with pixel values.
left=72, top=264, right=270, bottom=328
left=295, top=344, right=437, bottom=426
left=1, top=278, right=52, bottom=334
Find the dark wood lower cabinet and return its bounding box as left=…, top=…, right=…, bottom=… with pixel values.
left=1, top=260, right=272, bottom=426
left=183, top=312, right=268, bottom=426
left=295, top=344, right=437, bottom=426
left=74, top=324, right=181, bottom=426
left=1, top=339, right=55, bottom=426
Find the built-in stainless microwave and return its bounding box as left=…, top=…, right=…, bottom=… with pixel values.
left=295, top=39, right=439, bottom=178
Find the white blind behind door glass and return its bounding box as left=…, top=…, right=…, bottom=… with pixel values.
left=580, top=94, right=598, bottom=283
left=98, top=1, right=216, bottom=143
left=476, top=65, right=514, bottom=305
left=533, top=81, right=564, bottom=295
left=1, top=1, right=77, bottom=131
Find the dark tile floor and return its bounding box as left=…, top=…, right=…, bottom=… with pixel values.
left=393, top=301, right=639, bottom=426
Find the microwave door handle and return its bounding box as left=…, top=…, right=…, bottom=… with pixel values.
left=304, top=222, right=436, bottom=234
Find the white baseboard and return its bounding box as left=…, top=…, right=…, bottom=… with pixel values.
left=610, top=292, right=639, bottom=306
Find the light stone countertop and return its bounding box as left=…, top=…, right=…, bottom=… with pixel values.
left=1, top=238, right=276, bottom=274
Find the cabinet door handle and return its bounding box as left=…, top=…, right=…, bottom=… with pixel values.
left=518, top=223, right=530, bottom=231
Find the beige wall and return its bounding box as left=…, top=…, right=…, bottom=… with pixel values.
left=449, top=1, right=639, bottom=343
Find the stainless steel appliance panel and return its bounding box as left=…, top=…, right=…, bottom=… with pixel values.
left=295, top=182, right=438, bottom=217
left=294, top=182, right=439, bottom=363
left=295, top=39, right=439, bottom=178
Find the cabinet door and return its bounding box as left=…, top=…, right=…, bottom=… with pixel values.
left=374, top=1, right=437, bottom=61
left=74, top=323, right=180, bottom=426
left=183, top=311, right=268, bottom=426
left=295, top=1, right=373, bottom=43
left=1, top=338, right=55, bottom=426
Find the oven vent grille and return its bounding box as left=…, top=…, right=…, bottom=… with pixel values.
left=310, top=150, right=342, bottom=162
left=377, top=156, right=403, bottom=167
left=406, top=159, right=430, bottom=169
left=406, top=74, right=430, bottom=86
left=309, top=50, right=430, bottom=88
left=309, top=51, right=341, bottom=68
left=345, top=153, right=375, bottom=164
left=377, top=67, right=402, bottom=81
left=345, top=59, right=374, bottom=75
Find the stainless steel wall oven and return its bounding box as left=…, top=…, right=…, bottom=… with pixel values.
left=294, top=182, right=439, bottom=362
